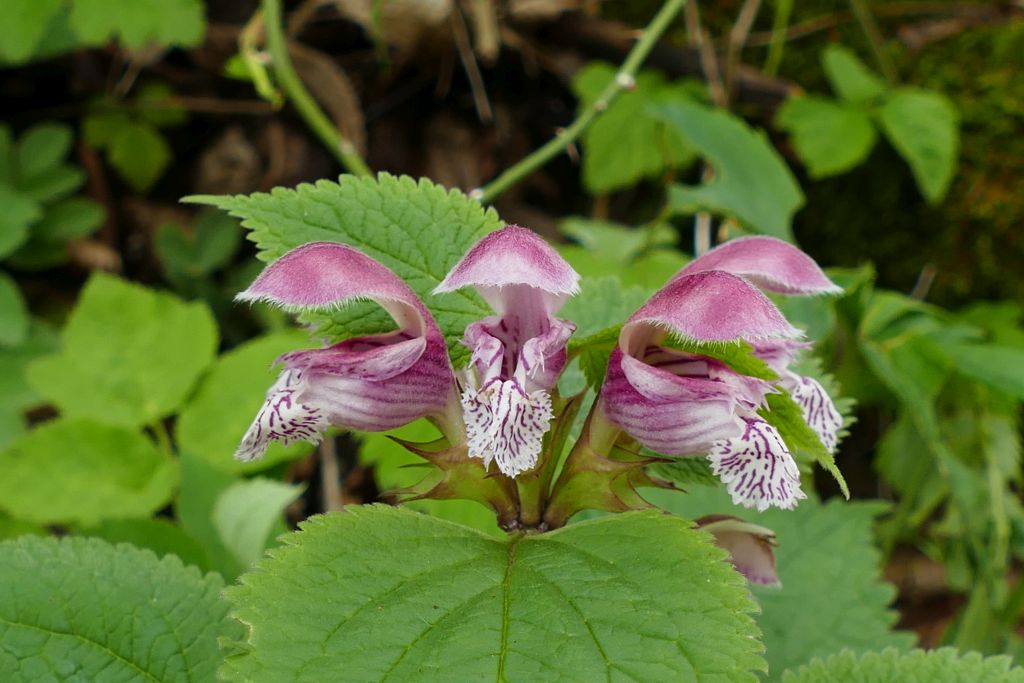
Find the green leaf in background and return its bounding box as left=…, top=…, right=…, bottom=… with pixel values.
left=156, top=209, right=242, bottom=280
left=0, top=272, right=29, bottom=347
left=647, top=486, right=914, bottom=680
left=188, top=174, right=502, bottom=365
left=558, top=217, right=687, bottom=291
left=781, top=648, right=1024, bottom=683
left=0, top=513, right=44, bottom=540
left=0, top=183, right=40, bottom=257
left=213, top=478, right=304, bottom=568
left=16, top=122, right=73, bottom=180
left=660, top=101, right=804, bottom=240
left=27, top=273, right=218, bottom=428
left=176, top=331, right=314, bottom=473
left=0, top=535, right=241, bottom=682
left=135, top=81, right=189, bottom=128
left=177, top=450, right=243, bottom=579
left=822, top=45, right=887, bottom=104
left=222, top=505, right=765, bottom=682
left=775, top=96, right=877, bottom=178
left=0, top=322, right=57, bottom=449
left=0, top=0, right=64, bottom=63
left=8, top=196, right=104, bottom=269
left=878, top=88, right=959, bottom=204
left=573, top=63, right=697, bottom=193
left=761, top=391, right=849, bottom=497
left=360, top=420, right=502, bottom=536
left=68, top=0, right=206, bottom=49
left=95, top=116, right=172, bottom=192
left=0, top=418, right=178, bottom=525
left=943, top=343, right=1024, bottom=400
left=648, top=456, right=719, bottom=487
left=78, top=517, right=209, bottom=570
left=666, top=338, right=780, bottom=381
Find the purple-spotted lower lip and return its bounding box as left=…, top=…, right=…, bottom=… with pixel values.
left=462, top=378, right=554, bottom=478
left=708, top=417, right=805, bottom=511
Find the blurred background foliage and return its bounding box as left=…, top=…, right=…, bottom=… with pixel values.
left=1, top=0, right=1024, bottom=677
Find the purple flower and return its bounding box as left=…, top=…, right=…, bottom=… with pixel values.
left=435, top=226, right=580, bottom=477
left=696, top=515, right=780, bottom=587
left=233, top=242, right=459, bottom=461
left=599, top=237, right=841, bottom=511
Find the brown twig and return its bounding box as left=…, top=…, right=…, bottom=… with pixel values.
left=451, top=3, right=494, bottom=123
left=724, top=0, right=763, bottom=99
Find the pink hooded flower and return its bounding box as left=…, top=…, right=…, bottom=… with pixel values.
left=233, top=242, right=458, bottom=461
left=435, top=226, right=580, bottom=477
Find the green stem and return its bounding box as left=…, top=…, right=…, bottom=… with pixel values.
left=762, top=0, right=793, bottom=77
left=847, top=0, right=898, bottom=85
left=473, top=0, right=688, bottom=204
left=150, top=421, right=174, bottom=458
left=261, top=0, right=372, bottom=176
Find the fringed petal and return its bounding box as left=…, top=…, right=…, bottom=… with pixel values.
left=788, top=375, right=843, bottom=452
left=435, top=225, right=580, bottom=314
left=622, top=271, right=801, bottom=353
left=677, top=236, right=842, bottom=295
left=235, top=369, right=328, bottom=462
left=462, top=379, right=554, bottom=477
left=708, top=417, right=806, bottom=511
left=237, top=241, right=438, bottom=337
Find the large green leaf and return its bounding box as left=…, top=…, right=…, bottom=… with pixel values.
left=647, top=487, right=914, bottom=680
left=0, top=535, right=241, bottom=681
left=660, top=101, right=804, bottom=240
left=27, top=273, right=218, bottom=428
left=222, top=505, right=765, bottom=682
left=78, top=517, right=209, bottom=570
left=68, top=0, right=206, bottom=49
left=188, top=174, right=502, bottom=364
left=0, top=418, right=178, bottom=525
left=822, top=45, right=887, bottom=104
left=878, top=88, right=959, bottom=204
left=0, top=322, right=56, bottom=449
left=781, top=648, right=1024, bottom=683
left=573, top=63, right=697, bottom=193
left=941, top=342, right=1024, bottom=400
left=0, top=183, right=40, bottom=258
left=176, top=331, right=314, bottom=473
left=775, top=96, right=877, bottom=178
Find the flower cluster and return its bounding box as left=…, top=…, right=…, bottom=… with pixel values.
left=235, top=227, right=841, bottom=530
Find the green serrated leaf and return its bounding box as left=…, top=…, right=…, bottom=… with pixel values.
left=660, top=101, right=804, bottom=240
left=782, top=648, right=1024, bottom=683
left=187, top=174, right=503, bottom=365
left=648, top=487, right=915, bottom=680
left=360, top=420, right=503, bottom=536
left=177, top=450, right=243, bottom=579
left=222, top=505, right=765, bottom=681
left=878, top=88, right=959, bottom=204
left=573, top=63, right=698, bottom=193
left=176, top=331, right=314, bottom=474
left=760, top=391, right=849, bottom=497
left=0, top=0, right=63, bottom=63
left=0, top=418, right=178, bottom=525
left=942, top=343, right=1024, bottom=400
left=776, top=96, right=878, bottom=178
left=0, top=272, right=29, bottom=347
left=649, top=457, right=719, bottom=487
left=156, top=210, right=242, bottom=279
left=9, top=196, right=105, bottom=269
left=213, top=478, right=304, bottom=568
left=68, top=0, right=206, bottom=49
left=822, top=44, right=887, bottom=104
left=78, top=517, right=209, bottom=570
left=0, top=535, right=242, bottom=681
left=27, top=273, right=218, bottom=427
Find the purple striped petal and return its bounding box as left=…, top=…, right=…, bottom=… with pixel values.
left=235, top=368, right=327, bottom=461
left=622, top=271, right=801, bottom=351
left=708, top=417, right=806, bottom=511
left=462, top=379, right=554, bottom=477
left=788, top=375, right=843, bottom=452
left=435, top=225, right=580, bottom=314
left=677, top=236, right=841, bottom=295
left=600, top=349, right=747, bottom=456
left=697, top=515, right=780, bottom=587
left=238, top=242, right=440, bottom=338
